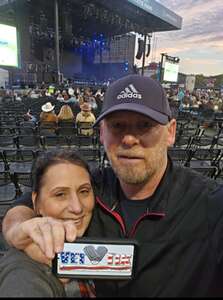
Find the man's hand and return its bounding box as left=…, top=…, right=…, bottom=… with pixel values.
left=2, top=206, right=35, bottom=248
left=2, top=206, right=78, bottom=264
left=18, top=216, right=78, bottom=259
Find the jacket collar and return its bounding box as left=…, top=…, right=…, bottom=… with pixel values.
left=95, top=159, right=174, bottom=214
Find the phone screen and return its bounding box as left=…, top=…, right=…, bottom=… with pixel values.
left=52, top=239, right=137, bottom=279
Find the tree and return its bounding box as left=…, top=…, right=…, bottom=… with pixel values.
left=195, top=74, right=205, bottom=89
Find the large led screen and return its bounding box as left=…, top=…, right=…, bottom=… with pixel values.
left=0, top=24, right=18, bottom=67
left=163, top=61, right=179, bottom=82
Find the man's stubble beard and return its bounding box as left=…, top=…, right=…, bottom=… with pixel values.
left=106, top=146, right=167, bottom=185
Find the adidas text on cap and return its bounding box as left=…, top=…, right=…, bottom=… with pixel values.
left=94, top=74, right=172, bottom=126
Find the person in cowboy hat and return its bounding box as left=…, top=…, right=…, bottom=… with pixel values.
left=39, top=102, right=58, bottom=133
left=75, top=102, right=96, bottom=136
left=40, top=102, right=58, bottom=122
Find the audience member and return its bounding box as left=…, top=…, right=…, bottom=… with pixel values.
left=21, top=109, right=37, bottom=128
left=0, top=149, right=95, bottom=297
left=76, top=102, right=96, bottom=136
left=40, top=102, right=58, bottom=123
left=56, top=93, right=64, bottom=101
left=39, top=102, right=58, bottom=134
left=57, top=104, right=75, bottom=123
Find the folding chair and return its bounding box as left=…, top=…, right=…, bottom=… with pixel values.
left=168, top=147, right=191, bottom=166
left=191, top=135, right=217, bottom=150
left=213, top=151, right=223, bottom=183
left=0, top=171, right=17, bottom=203
left=78, top=135, right=95, bottom=149
left=0, top=230, right=9, bottom=251
left=0, top=126, right=14, bottom=135
left=182, top=122, right=200, bottom=137
left=76, top=122, right=95, bottom=137
left=57, top=125, right=77, bottom=137
left=14, top=171, right=32, bottom=196
left=0, top=135, right=17, bottom=150
left=215, top=134, right=223, bottom=149
left=16, top=135, right=42, bottom=150
left=77, top=147, right=102, bottom=171
left=3, top=149, right=35, bottom=173
left=176, top=118, right=190, bottom=129
left=34, top=149, right=45, bottom=158
left=174, top=135, right=193, bottom=149
left=0, top=203, right=10, bottom=251
left=214, top=112, right=223, bottom=131
left=0, top=151, right=7, bottom=172
left=189, top=148, right=221, bottom=168
left=92, top=124, right=100, bottom=147
left=67, top=135, right=81, bottom=150
left=38, top=121, right=58, bottom=136
left=42, top=135, right=69, bottom=150
left=101, top=150, right=111, bottom=169
left=18, top=126, right=37, bottom=136
left=189, top=165, right=218, bottom=179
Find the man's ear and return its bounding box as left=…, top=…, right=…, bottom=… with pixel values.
left=167, top=118, right=176, bottom=147
left=99, top=121, right=104, bottom=145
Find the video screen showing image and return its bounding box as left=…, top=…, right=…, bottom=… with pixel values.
left=0, top=24, right=18, bottom=67
left=163, top=61, right=179, bottom=82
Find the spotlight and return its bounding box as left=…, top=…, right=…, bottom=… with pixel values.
left=135, top=38, right=144, bottom=60
left=146, top=43, right=151, bottom=57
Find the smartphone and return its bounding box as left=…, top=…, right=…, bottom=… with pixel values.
left=52, top=237, right=138, bottom=280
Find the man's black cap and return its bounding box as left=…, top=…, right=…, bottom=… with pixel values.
left=94, top=74, right=172, bottom=126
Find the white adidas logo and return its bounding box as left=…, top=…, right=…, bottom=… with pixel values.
left=117, top=84, right=142, bottom=100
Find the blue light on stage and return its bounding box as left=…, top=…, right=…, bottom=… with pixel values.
left=73, top=33, right=109, bottom=62
left=124, top=61, right=129, bottom=71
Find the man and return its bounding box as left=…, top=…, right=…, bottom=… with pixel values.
left=2, top=74, right=223, bottom=297
left=75, top=102, right=96, bottom=136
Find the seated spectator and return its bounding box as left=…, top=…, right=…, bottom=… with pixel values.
left=67, top=94, right=78, bottom=104
left=48, top=85, right=55, bottom=96
left=15, top=92, right=22, bottom=101
left=60, top=89, right=78, bottom=104
left=29, top=90, right=40, bottom=99
left=40, top=89, right=47, bottom=98
left=84, top=90, right=98, bottom=111
left=68, top=87, right=74, bottom=97
left=40, top=102, right=58, bottom=123
left=0, top=149, right=95, bottom=297
left=62, top=90, right=69, bottom=100
left=95, top=94, right=103, bottom=116
left=21, top=109, right=37, bottom=127
left=76, top=102, right=96, bottom=136
left=83, top=87, right=92, bottom=97
left=0, top=87, right=6, bottom=99
left=94, top=88, right=104, bottom=98
left=56, top=93, right=64, bottom=102
left=39, top=102, right=58, bottom=134
left=57, top=104, right=75, bottom=123
left=78, top=95, right=84, bottom=106
left=88, top=96, right=98, bottom=111
left=181, top=96, right=190, bottom=108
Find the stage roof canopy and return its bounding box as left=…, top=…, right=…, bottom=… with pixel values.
left=98, top=0, right=182, bottom=32
left=0, top=0, right=182, bottom=38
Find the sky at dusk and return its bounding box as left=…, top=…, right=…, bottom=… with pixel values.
left=150, top=0, right=223, bottom=76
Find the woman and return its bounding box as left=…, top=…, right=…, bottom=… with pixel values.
left=57, top=104, right=75, bottom=123
left=0, top=149, right=95, bottom=297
